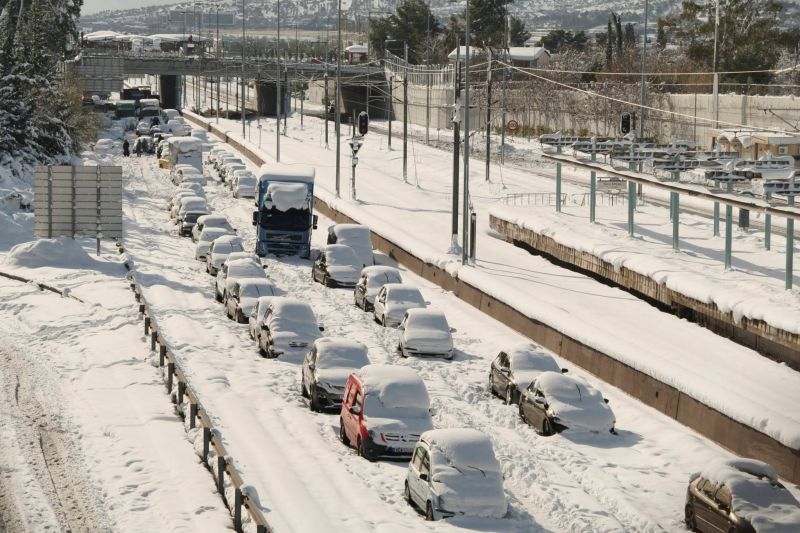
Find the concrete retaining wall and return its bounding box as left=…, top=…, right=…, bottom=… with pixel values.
left=183, top=111, right=800, bottom=484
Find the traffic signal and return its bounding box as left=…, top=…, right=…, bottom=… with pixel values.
left=620, top=112, right=631, bottom=134
left=358, top=111, right=369, bottom=136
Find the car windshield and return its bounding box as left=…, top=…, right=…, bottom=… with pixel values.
left=213, top=242, right=243, bottom=254
left=183, top=213, right=202, bottom=224
left=241, top=282, right=274, bottom=298
left=407, top=313, right=448, bottom=331
left=317, top=346, right=369, bottom=369
left=513, top=353, right=560, bottom=373
left=327, top=247, right=358, bottom=266
left=363, top=393, right=429, bottom=420
left=238, top=177, right=256, bottom=186
left=367, top=271, right=401, bottom=289
left=390, top=288, right=424, bottom=304
left=228, top=264, right=265, bottom=278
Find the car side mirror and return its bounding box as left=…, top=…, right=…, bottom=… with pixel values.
left=252, top=211, right=257, bottom=226
left=312, top=214, right=318, bottom=230
left=450, top=327, right=457, bottom=333
left=319, top=326, right=325, bottom=332
left=604, top=398, right=610, bottom=404
left=561, top=368, right=568, bottom=373
left=349, top=405, right=361, bottom=415
left=419, top=473, right=428, bottom=482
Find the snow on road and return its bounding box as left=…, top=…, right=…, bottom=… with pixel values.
left=0, top=240, right=230, bottom=532
left=115, top=139, right=800, bottom=532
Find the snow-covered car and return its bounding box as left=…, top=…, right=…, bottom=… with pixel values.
left=175, top=197, right=209, bottom=221
left=206, top=235, right=245, bottom=275
left=192, top=214, right=234, bottom=242
left=339, top=364, right=433, bottom=461
left=489, top=343, right=565, bottom=405
left=353, top=266, right=402, bottom=311
left=311, top=244, right=362, bottom=288
left=217, top=156, right=244, bottom=176
left=327, top=224, right=374, bottom=268
left=258, top=298, right=324, bottom=358
left=206, top=146, right=229, bottom=166
left=190, top=129, right=208, bottom=143
left=94, top=138, right=115, bottom=154
left=223, top=252, right=260, bottom=265
left=135, top=120, right=152, bottom=136
left=373, top=283, right=427, bottom=327
left=172, top=165, right=203, bottom=185
left=231, top=170, right=257, bottom=198
left=301, top=338, right=370, bottom=412
left=221, top=162, right=246, bottom=183
left=194, top=227, right=234, bottom=260
left=224, top=277, right=277, bottom=323
left=518, top=372, right=616, bottom=436
left=156, top=139, right=170, bottom=159
left=685, top=458, right=800, bottom=533
left=405, top=428, right=508, bottom=521
left=215, top=258, right=267, bottom=302
left=248, top=296, right=278, bottom=343
left=397, top=308, right=455, bottom=360
left=178, top=209, right=211, bottom=237
left=165, top=119, right=190, bottom=136
left=177, top=181, right=204, bottom=196
left=162, top=108, right=180, bottom=122
left=169, top=189, right=206, bottom=211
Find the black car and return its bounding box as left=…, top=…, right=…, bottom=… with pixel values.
left=489, top=343, right=564, bottom=405
left=685, top=459, right=800, bottom=533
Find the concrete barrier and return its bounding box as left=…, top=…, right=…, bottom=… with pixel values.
left=184, top=111, right=800, bottom=484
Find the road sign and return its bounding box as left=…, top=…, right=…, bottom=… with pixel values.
left=506, top=119, right=519, bottom=132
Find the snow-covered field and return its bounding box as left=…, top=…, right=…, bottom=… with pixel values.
left=1, top=96, right=799, bottom=531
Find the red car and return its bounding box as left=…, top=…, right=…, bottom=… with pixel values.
left=338, top=364, right=433, bottom=461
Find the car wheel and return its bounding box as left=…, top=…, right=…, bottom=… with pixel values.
left=505, top=387, right=514, bottom=405
left=339, top=418, right=350, bottom=446
left=310, top=387, right=320, bottom=412
left=403, top=482, right=412, bottom=504
left=215, top=290, right=222, bottom=303
left=684, top=505, right=697, bottom=531
left=425, top=501, right=435, bottom=521
left=356, top=437, right=375, bottom=462
left=323, top=275, right=331, bottom=287
left=541, top=418, right=554, bottom=437
left=236, top=310, right=245, bottom=323
left=300, top=377, right=309, bottom=398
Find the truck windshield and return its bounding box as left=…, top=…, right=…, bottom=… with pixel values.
left=259, top=207, right=310, bottom=231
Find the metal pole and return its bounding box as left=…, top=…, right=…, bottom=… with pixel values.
left=589, top=141, right=596, bottom=223
left=638, top=0, right=649, bottom=138
left=628, top=180, right=635, bottom=236
left=388, top=74, right=393, bottom=149
left=241, top=0, right=246, bottom=138
left=713, top=0, right=720, bottom=128
left=462, top=5, right=471, bottom=265
left=787, top=195, right=795, bottom=290
left=765, top=192, right=772, bottom=250
left=403, top=41, right=408, bottom=183
left=216, top=9, right=220, bottom=123
left=555, top=163, right=562, bottom=212
left=452, top=40, right=461, bottom=250
left=335, top=0, right=342, bottom=197
left=324, top=72, right=329, bottom=148
left=276, top=0, right=282, bottom=161
left=713, top=179, right=720, bottom=236
left=485, top=49, right=491, bottom=183
left=725, top=180, right=733, bottom=269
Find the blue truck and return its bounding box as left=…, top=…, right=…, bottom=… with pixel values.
left=252, top=164, right=317, bottom=258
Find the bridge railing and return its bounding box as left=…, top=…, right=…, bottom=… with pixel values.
left=383, top=52, right=454, bottom=87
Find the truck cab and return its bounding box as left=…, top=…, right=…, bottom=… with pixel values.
left=252, top=164, right=317, bottom=258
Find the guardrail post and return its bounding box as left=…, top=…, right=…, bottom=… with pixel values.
left=166, top=362, right=174, bottom=394
left=159, top=344, right=166, bottom=367
left=672, top=192, right=680, bottom=251
left=765, top=192, right=772, bottom=250
left=177, top=381, right=185, bottom=406
left=144, top=315, right=150, bottom=336
left=150, top=330, right=157, bottom=351
left=713, top=179, right=720, bottom=237
left=469, top=212, right=477, bottom=263
left=234, top=488, right=243, bottom=532
left=217, top=455, right=226, bottom=495
left=725, top=180, right=733, bottom=269
left=555, top=162, right=562, bottom=213
left=787, top=195, right=795, bottom=290
left=203, top=427, right=210, bottom=463
left=589, top=145, right=596, bottom=223
left=189, top=403, right=197, bottom=429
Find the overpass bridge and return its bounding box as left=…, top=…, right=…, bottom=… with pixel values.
left=65, top=53, right=388, bottom=117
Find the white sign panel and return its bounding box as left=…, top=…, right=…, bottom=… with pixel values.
left=34, top=165, right=123, bottom=239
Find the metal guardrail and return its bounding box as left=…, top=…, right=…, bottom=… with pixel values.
left=502, top=192, right=635, bottom=207
left=0, top=270, right=86, bottom=302
left=118, top=244, right=274, bottom=533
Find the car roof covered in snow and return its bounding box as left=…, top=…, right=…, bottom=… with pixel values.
left=404, top=308, right=448, bottom=328
left=356, top=364, right=429, bottom=409
left=166, top=136, right=201, bottom=152
left=314, top=338, right=370, bottom=368
left=421, top=428, right=501, bottom=472
left=257, top=163, right=315, bottom=184
left=695, top=459, right=800, bottom=532
left=506, top=342, right=561, bottom=372
left=324, top=244, right=360, bottom=263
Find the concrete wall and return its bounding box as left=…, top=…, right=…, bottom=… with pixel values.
left=183, top=110, right=800, bottom=484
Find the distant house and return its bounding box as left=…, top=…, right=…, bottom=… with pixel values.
left=714, top=129, right=800, bottom=167
left=346, top=44, right=368, bottom=64
left=447, top=46, right=486, bottom=63
left=506, top=46, right=550, bottom=68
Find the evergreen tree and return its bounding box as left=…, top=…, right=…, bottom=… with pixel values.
left=508, top=16, right=530, bottom=47
left=368, top=0, right=441, bottom=64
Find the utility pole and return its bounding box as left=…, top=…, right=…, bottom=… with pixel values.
left=425, top=1, right=431, bottom=145
left=216, top=6, right=220, bottom=123
left=462, top=4, right=471, bottom=265
left=276, top=0, right=282, bottom=161
left=638, top=0, right=649, bottom=139
left=712, top=0, right=720, bottom=128
left=452, top=38, right=461, bottom=251
left=501, top=9, right=508, bottom=164
left=335, top=0, right=342, bottom=197
left=403, top=41, right=408, bottom=183
left=388, top=74, right=393, bottom=149
left=324, top=72, right=329, bottom=148
left=485, top=48, right=492, bottom=183
left=241, top=0, right=246, bottom=139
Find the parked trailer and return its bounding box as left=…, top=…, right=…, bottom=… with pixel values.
left=166, top=137, right=203, bottom=173
left=252, top=164, right=317, bottom=258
